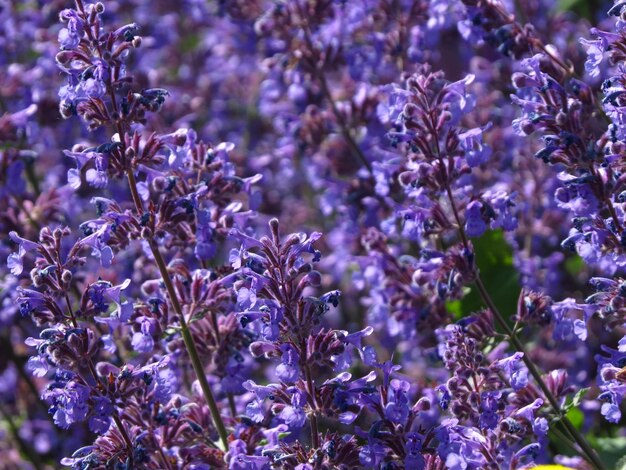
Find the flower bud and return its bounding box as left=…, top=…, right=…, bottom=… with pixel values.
left=249, top=341, right=277, bottom=358
left=61, top=269, right=73, bottom=284
left=31, top=268, right=43, bottom=288
left=55, top=51, right=74, bottom=65
left=269, top=218, right=280, bottom=242
left=306, top=270, right=322, bottom=287
left=152, top=177, right=167, bottom=192
left=59, top=101, right=74, bottom=119
left=511, top=72, right=529, bottom=89
left=520, top=120, right=535, bottom=135
left=413, top=397, right=431, bottom=412
left=125, top=146, right=136, bottom=160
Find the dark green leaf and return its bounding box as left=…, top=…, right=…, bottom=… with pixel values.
left=565, top=407, right=584, bottom=430
left=450, top=230, right=519, bottom=320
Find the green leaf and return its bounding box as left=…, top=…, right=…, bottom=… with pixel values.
left=556, top=0, right=602, bottom=19
left=561, top=387, right=590, bottom=413
left=557, top=388, right=588, bottom=429
left=565, top=407, right=584, bottom=430
left=564, top=255, right=584, bottom=276
left=571, top=387, right=589, bottom=407
left=588, top=436, right=626, bottom=469
left=446, top=300, right=463, bottom=320
left=256, top=432, right=291, bottom=447
left=163, top=326, right=182, bottom=338
left=449, top=230, right=519, bottom=319
left=558, top=0, right=582, bottom=11
left=446, top=287, right=472, bottom=320
left=180, top=33, right=200, bottom=54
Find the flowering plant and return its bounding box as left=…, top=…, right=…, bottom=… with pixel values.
left=3, top=0, right=626, bottom=468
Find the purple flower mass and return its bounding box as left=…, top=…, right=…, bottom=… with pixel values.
left=4, top=0, right=626, bottom=468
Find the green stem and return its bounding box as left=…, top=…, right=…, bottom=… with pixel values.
left=474, top=278, right=604, bottom=469
left=549, top=422, right=580, bottom=455
left=77, top=0, right=228, bottom=451
left=126, top=170, right=229, bottom=449
left=228, top=393, right=237, bottom=418
left=444, top=184, right=605, bottom=470
left=304, top=360, right=320, bottom=449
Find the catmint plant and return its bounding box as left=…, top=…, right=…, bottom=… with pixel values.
left=6, top=0, right=626, bottom=469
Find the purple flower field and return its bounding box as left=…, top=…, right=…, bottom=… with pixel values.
left=4, top=0, right=626, bottom=468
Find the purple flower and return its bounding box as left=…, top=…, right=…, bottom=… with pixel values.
left=79, top=222, right=114, bottom=267
left=243, top=381, right=279, bottom=423
left=64, top=150, right=110, bottom=189
left=404, top=433, right=425, bottom=469
left=275, top=344, right=300, bottom=383
left=194, top=209, right=216, bottom=261
left=484, top=190, right=518, bottom=232
left=464, top=201, right=487, bottom=238
left=7, top=232, right=39, bottom=276
left=88, top=397, right=112, bottom=434
left=279, top=387, right=307, bottom=429
left=17, top=288, right=48, bottom=318
left=596, top=343, right=626, bottom=423
left=579, top=37, right=604, bottom=78
left=228, top=438, right=271, bottom=470
left=58, top=9, right=85, bottom=49
left=131, top=316, right=157, bottom=353
left=601, top=400, right=622, bottom=423
left=384, top=379, right=410, bottom=424
left=551, top=299, right=595, bottom=342
left=12, top=0, right=626, bottom=466
left=478, top=391, right=501, bottom=430
left=459, top=127, right=492, bottom=167
left=359, top=439, right=386, bottom=468
left=515, top=398, right=544, bottom=425
left=320, top=290, right=341, bottom=308
left=515, top=443, right=541, bottom=462
left=87, top=279, right=131, bottom=324
left=43, top=380, right=90, bottom=429
left=443, top=74, right=476, bottom=124
left=579, top=28, right=619, bottom=77
left=27, top=354, right=52, bottom=377
left=333, top=325, right=374, bottom=370
left=495, top=353, right=528, bottom=390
